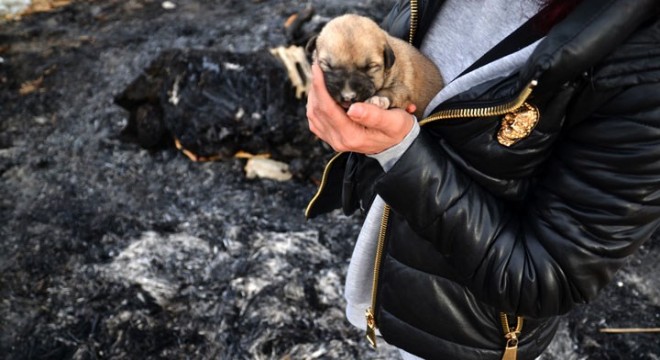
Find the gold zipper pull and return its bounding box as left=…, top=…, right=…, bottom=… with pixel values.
left=501, top=330, right=520, bottom=360
left=365, top=307, right=378, bottom=348
left=500, top=313, right=524, bottom=360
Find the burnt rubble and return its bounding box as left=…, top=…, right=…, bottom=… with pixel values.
left=114, top=48, right=327, bottom=180
left=0, top=1, right=658, bottom=360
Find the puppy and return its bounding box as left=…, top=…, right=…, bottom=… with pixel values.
left=306, top=14, right=443, bottom=119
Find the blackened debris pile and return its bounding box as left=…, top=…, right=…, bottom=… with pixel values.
left=115, top=49, right=326, bottom=180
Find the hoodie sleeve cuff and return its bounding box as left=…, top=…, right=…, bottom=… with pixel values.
left=367, top=118, right=420, bottom=172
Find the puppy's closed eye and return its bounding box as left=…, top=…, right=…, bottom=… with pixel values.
left=366, top=63, right=382, bottom=73
left=319, top=60, right=334, bottom=72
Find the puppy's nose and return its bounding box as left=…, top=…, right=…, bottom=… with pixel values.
left=341, top=90, right=357, bottom=103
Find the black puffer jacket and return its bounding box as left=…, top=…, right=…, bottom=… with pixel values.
left=306, top=0, right=660, bottom=359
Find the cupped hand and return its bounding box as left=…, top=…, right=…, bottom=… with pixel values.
left=306, top=64, right=416, bottom=155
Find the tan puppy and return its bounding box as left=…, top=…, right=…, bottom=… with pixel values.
left=306, top=14, right=443, bottom=119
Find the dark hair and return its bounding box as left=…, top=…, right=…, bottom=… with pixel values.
left=537, top=0, right=584, bottom=31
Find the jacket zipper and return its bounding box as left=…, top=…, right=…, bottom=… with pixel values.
left=500, top=313, right=524, bottom=360
left=420, top=80, right=538, bottom=126
left=365, top=204, right=390, bottom=348
left=409, top=0, right=419, bottom=44
left=364, top=0, right=420, bottom=347
left=304, top=152, right=345, bottom=219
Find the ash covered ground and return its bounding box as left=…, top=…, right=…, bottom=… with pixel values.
left=0, top=1, right=658, bottom=359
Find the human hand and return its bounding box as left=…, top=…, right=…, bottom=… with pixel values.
left=306, top=63, right=416, bottom=154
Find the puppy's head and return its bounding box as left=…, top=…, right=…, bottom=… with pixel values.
left=306, top=14, right=395, bottom=109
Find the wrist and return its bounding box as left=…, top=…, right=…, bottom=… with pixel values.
left=368, top=118, right=420, bottom=171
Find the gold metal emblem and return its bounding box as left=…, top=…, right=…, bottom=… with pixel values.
left=497, top=102, right=540, bottom=147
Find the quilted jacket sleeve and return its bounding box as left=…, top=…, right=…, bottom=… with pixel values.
left=374, top=78, right=660, bottom=319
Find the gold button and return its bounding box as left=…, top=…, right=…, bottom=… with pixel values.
left=497, top=102, right=540, bottom=147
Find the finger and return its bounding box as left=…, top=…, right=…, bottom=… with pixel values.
left=311, top=63, right=328, bottom=93
left=310, top=64, right=345, bottom=114
left=405, top=103, right=417, bottom=114
left=348, top=103, right=414, bottom=137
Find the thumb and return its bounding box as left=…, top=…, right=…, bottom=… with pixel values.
left=346, top=103, right=367, bottom=120
left=347, top=102, right=384, bottom=128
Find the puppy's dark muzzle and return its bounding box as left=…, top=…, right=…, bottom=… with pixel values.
left=323, top=70, right=376, bottom=109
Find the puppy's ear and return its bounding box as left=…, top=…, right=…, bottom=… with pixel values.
left=305, top=35, right=318, bottom=56
left=383, top=43, right=396, bottom=70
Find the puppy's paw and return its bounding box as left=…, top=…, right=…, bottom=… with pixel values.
left=365, top=96, right=391, bottom=110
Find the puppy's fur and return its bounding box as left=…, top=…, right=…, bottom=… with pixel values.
left=307, top=14, right=443, bottom=119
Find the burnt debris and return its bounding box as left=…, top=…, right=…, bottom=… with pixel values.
left=114, top=49, right=328, bottom=181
